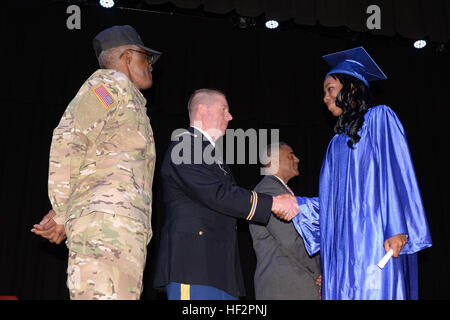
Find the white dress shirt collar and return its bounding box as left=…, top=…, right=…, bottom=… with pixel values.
left=191, top=125, right=215, bottom=147
left=272, top=175, right=294, bottom=195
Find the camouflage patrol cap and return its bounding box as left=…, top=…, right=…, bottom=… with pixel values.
left=93, top=25, right=162, bottom=64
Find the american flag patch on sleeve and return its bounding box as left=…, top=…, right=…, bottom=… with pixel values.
left=93, top=85, right=115, bottom=109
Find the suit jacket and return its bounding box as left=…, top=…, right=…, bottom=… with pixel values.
left=153, top=127, right=273, bottom=297
left=249, top=175, right=321, bottom=300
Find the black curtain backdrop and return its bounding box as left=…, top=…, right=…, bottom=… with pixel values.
left=145, top=0, right=450, bottom=42
left=0, top=1, right=449, bottom=300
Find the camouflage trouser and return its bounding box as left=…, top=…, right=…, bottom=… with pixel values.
left=65, top=212, right=148, bottom=300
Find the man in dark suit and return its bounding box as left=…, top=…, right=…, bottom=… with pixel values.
left=153, top=89, right=299, bottom=300
left=250, top=142, right=322, bottom=300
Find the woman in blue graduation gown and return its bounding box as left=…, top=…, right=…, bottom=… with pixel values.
left=293, top=47, right=432, bottom=300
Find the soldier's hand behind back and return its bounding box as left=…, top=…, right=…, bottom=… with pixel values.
left=31, top=209, right=66, bottom=244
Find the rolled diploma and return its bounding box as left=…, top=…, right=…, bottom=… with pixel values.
left=377, top=249, right=393, bottom=269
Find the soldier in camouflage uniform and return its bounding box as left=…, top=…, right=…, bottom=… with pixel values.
left=31, top=25, right=161, bottom=300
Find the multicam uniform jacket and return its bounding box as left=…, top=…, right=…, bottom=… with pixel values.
left=48, top=69, right=155, bottom=243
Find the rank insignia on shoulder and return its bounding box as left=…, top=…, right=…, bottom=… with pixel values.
left=174, top=131, right=197, bottom=138
left=93, top=85, right=115, bottom=109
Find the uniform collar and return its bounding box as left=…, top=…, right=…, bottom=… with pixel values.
left=130, top=82, right=146, bottom=107
left=191, top=125, right=215, bottom=147
left=94, top=69, right=147, bottom=107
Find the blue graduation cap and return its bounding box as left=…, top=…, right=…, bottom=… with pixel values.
left=322, top=47, right=387, bottom=87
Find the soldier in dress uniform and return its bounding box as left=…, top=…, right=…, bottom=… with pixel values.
left=31, top=25, right=162, bottom=300
left=153, top=89, right=300, bottom=300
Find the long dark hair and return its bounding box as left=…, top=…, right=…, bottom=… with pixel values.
left=331, top=73, right=373, bottom=149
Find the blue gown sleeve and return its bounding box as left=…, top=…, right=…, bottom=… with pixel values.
left=369, top=105, right=432, bottom=254
left=292, top=196, right=320, bottom=256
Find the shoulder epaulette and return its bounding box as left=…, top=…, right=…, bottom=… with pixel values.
left=174, top=131, right=198, bottom=139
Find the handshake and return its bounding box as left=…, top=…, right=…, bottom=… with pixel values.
left=271, top=194, right=299, bottom=221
